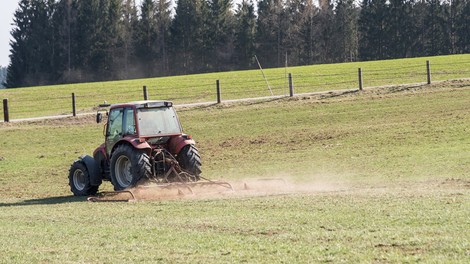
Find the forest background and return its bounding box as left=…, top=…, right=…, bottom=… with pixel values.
left=3, top=0, right=470, bottom=88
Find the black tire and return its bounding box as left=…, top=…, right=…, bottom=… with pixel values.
left=110, top=144, right=152, bottom=191
left=69, top=160, right=99, bottom=196
left=177, top=145, right=202, bottom=180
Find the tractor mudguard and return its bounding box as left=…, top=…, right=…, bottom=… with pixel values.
left=168, top=135, right=196, bottom=155
left=93, top=143, right=106, bottom=156
left=129, top=138, right=151, bottom=150
left=110, top=138, right=152, bottom=157
left=80, top=155, right=102, bottom=186
left=93, top=144, right=107, bottom=163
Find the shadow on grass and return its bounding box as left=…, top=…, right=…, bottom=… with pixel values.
left=0, top=196, right=88, bottom=207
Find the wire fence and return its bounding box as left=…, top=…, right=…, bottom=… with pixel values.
left=1, top=58, right=469, bottom=122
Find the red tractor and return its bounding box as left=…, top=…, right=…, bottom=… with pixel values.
left=68, top=101, right=201, bottom=196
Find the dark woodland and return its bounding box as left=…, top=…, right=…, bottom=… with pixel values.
left=4, top=0, right=470, bottom=88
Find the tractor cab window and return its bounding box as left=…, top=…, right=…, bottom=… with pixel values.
left=108, top=108, right=123, bottom=138
left=108, top=107, right=136, bottom=138
left=123, top=108, right=136, bottom=135
left=137, top=107, right=182, bottom=136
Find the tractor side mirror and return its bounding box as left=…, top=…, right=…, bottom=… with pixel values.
left=96, top=113, right=103, bottom=123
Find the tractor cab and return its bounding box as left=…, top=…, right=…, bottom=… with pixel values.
left=98, top=101, right=183, bottom=157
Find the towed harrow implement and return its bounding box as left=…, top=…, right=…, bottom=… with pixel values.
left=87, top=177, right=234, bottom=202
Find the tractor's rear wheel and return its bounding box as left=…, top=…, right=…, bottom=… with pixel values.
left=69, top=161, right=98, bottom=196
left=177, top=145, right=202, bottom=180
left=110, top=144, right=152, bottom=191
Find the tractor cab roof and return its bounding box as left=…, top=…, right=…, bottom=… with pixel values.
left=107, top=100, right=174, bottom=109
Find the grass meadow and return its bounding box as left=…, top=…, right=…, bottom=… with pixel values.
left=0, top=54, right=469, bottom=119
left=0, top=56, right=469, bottom=262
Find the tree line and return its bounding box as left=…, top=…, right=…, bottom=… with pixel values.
left=5, top=0, right=470, bottom=88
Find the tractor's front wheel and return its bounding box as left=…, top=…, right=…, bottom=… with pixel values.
left=110, top=144, right=152, bottom=191
left=177, top=145, right=202, bottom=180
left=69, top=161, right=98, bottom=196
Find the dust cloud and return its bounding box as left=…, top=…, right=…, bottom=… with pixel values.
left=88, top=176, right=350, bottom=202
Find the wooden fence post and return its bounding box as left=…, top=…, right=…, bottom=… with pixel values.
left=426, top=60, right=431, bottom=84
left=143, top=86, right=148, bottom=100
left=3, top=99, right=9, bottom=122
left=358, top=68, right=363, bottom=91
left=216, top=80, right=221, bottom=104
left=72, top=93, right=76, bottom=117
left=289, top=73, right=294, bottom=97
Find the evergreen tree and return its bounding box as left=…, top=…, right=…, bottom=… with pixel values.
left=136, top=0, right=158, bottom=76
left=455, top=0, right=470, bottom=52
left=332, top=0, right=359, bottom=62
left=358, top=0, right=389, bottom=60
left=155, top=0, right=172, bottom=75
left=298, top=0, right=320, bottom=64
left=386, top=0, right=414, bottom=58
left=75, top=0, right=102, bottom=81
left=119, top=0, right=139, bottom=78
left=234, top=0, right=256, bottom=69
left=6, top=0, right=32, bottom=88
left=204, top=0, right=235, bottom=71
left=283, top=0, right=306, bottom=66
left=93, top=0, right=122, bottom=80
left=423, top=0, right=452, bottom=55
left=410, top=0, right=427, bottom=56
left=170, top=0, right=205, bottom=74
left=256, top=0, right=285, bottom=68
left=449, top=0, right=463, bottom=53
left=73, top=0, right=123, bottom=81
left=52, top=0, right=77, bottom=83
left=28, top=0, right=55, bottom=84
left=316, top=0, right=334, bottom=63
left=7, top=0, right=55, bottom=87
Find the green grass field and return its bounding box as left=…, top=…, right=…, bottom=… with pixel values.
left=0, top=54, right=469, bottom=119
left=0, top=57, right=469, bottom=262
